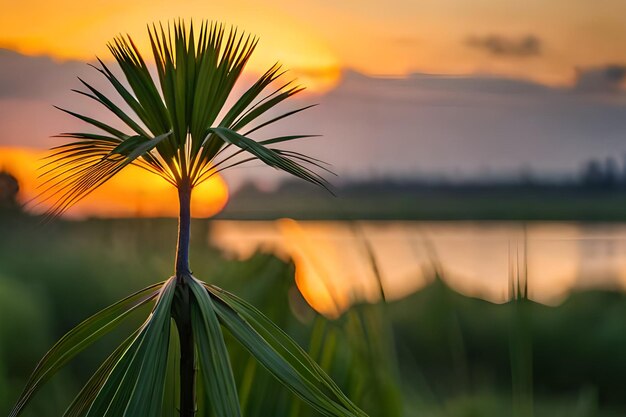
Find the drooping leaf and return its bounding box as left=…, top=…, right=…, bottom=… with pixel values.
left=208, top=127, right=330, bottom=191
left=189, top=277, right=242, bottom=417
left=202, top=282, right=367, bottom=417
left=39, top=130, right=172, bottom=218
left=9, top=282, right=164, bottom=417
left=85, top=276, right=176, bottom=417
left=160, top=320, right=180, bottom=417
left=63, top=329, right=142, bottom=417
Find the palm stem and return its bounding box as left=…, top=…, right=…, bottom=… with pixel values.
left=176, top=181, right=192, bottom=279
left=175, top=289, right=196, bottom=417
left=175, top=182, right=196, bottom=416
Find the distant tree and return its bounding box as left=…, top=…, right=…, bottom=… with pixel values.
left=604, top=157, right=619, bottom=187
left=581, top=158, right=616, bottom=189
left=0, top=171, right=20, bottom=211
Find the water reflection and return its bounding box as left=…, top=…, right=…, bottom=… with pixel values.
left=209, top=220, right=626, bottom=316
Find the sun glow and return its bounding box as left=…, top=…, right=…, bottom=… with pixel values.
left=0, top=147, right=229, bottom=218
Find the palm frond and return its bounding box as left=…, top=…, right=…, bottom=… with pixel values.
left=63, top=329, right=141, bottom=417
left=208, top=127, right=331, bottom=191
left=38, top=130, right=172, bottom=218
left=85, top=276, right=177, bottom=417
left=189, top=277, right=241, bottom=417
left=43, top=20, right=327, bottom=216
left=204, top=282, right=367, bottom=417
left=9, top=282, right=164, bottom=417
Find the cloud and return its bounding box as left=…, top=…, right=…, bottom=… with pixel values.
left=253, top=69, right=626, bottom=184
left=466, top=34, right=542, bottom=57
left=574, top=65, right=626, bottom=94
left=0, top=49, right=120, bottom=149
left=0, top=48, right=87, bottom=99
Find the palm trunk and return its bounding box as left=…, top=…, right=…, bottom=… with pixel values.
left=176, top=182, right=192, bottom=278
left=174, top=181, right=196, bottom=417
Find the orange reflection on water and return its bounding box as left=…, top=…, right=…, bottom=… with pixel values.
left=279, top=219, right=358, bottom=318
left=210, top=220, right=626, bottom=317
left=211, top=220, right=435, bottom=317
left=0, top=146, right=229, bottom=218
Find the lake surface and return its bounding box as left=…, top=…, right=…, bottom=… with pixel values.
left=209, top=220, right=626, bottom=316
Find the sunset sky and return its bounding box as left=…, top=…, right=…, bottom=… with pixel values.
left=2, top=0, right=626, bottom=216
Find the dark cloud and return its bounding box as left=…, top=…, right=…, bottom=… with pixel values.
left=0, top=49, right=88, bottom=99
left=466, top=34, right=542, bottom=57
left=574, top=65, right=626, bottom=94
left=0, top=49, right=122, bottom=149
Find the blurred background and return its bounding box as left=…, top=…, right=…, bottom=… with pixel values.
left=3, top=1, right=626, bottom=416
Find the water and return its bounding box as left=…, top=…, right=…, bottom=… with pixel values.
left=209, top=220, right=626, bottom=316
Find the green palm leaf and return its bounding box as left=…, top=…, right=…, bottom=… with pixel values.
left=189, top=277, right=241, bottom=417
left=85, top=276, right=176, bottom=417
left=38, top=130, right=173, bottom=218
left=41, top=20, right=327, bottom=216
left=208, top=127, right=331, bottom=191
left=63, top=329, right=141, bottom=417
left=203, top=282, right=367, bottom=417
left=160, top=321, right=180, bottom=417
left=9, top=282, right=164, bottom=417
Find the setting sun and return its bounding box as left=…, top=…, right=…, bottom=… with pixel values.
left=0, top=147, right=229, bottom=218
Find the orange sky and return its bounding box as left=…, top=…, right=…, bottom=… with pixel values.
left=0, top=1, right=341, bottom=93
left=4, top=0, right=626, bottom=87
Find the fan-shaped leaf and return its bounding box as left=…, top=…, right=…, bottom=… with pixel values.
left=44, top=21, right=327, bottom=216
